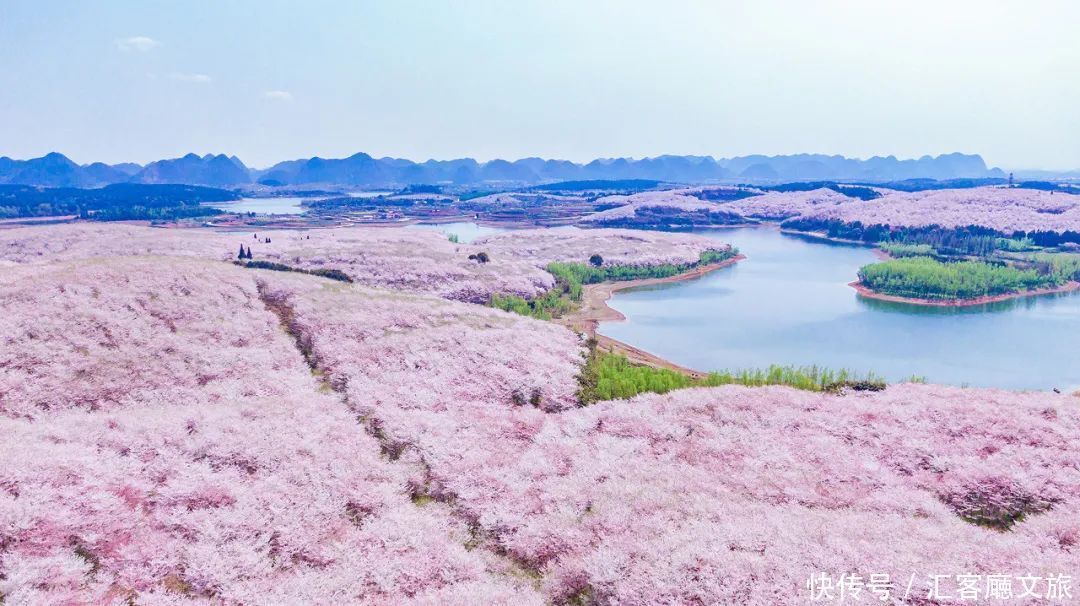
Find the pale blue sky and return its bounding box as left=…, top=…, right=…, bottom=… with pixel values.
left=1, top=0, right=1077, bottom=169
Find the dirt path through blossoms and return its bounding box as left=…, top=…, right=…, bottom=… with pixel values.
left=557, top=254, right=745, bottom=378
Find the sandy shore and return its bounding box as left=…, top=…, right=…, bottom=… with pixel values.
left=850, top=280, right=1080, bottom=307
left=556, top=255, right=745, bottom=378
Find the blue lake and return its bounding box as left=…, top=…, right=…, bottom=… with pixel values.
left=405, top=222, right=510, bottom=243
left=600, top=226, right=1080, bottom=391
left=206, top=197, right=306, bottom=215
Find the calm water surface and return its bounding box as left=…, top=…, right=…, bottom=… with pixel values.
left=405, top=222, right=509, bottom=243
left=600, top=226, right=1080, bottom=391
left=206, top=197, right=306, bottom=215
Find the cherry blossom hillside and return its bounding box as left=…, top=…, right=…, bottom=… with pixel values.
left=474, top=227, right=732, bottom=267
left=575, top=187, right=882, bottom=227
left=578, top=190, right=748, bottom=229
left=2, top=229, right=1079, bottom=603
left=0, top=258, right=551, bottom=603
left=575, top=186, right=1080, bottom=239
left=0, top=223, right=729, bottom=304
left=0, top=222, right=237, bottom=266
left=723, top=187, right=856, bottom=220
left=789, top=186, right=1080, bottom=235
left=0, top=223, right=553, bottom=303
left=271, top=271, right=1080, bottom=604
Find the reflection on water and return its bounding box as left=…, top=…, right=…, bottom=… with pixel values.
left=404, top=222, right=509, bottom=243
left=600, top=226, right=1080, bottom=391
left=854, top=290, right=1078, bottom=316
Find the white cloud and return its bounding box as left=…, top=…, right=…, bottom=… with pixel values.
left=114, top=36, right=159, bottom=52
left=263, top=90, right=294, bottom=101
left=169, top=72, right=212, bottom=84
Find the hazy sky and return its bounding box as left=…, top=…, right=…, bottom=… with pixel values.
left=1, top=0, right=1077, bottom=169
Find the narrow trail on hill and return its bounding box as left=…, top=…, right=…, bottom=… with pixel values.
left=254, top=278, right=549, bottom=587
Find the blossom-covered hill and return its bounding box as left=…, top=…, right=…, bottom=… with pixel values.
left=582, top=190, right=721, bottom=220
left=263, top=270, right=1080, bottom=604
left=724, top=187, right=854, bottom=220
left=580, top=190, right=748, bottom=229
left=0, top=223, right=727, bottom=303
left=577, top=187, right=864, bottom=227
left=791, top=186, right=1080, bottom=234
left=575, top=185, right=1080, bottom=237
left=0, top=259, right=544, bottom=604
left=474, top=227, right=730, bottom=267
left=2, top=226, right=1079, bottom=603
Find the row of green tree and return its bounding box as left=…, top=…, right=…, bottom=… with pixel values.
left=1029, top=253, right=1080, bottom=281
left=577, top=347, right=887, bottom=404
left=237, top=259, right=353, bottom=283
left=784, top=217, right=1080, bottom=254
left=784, top=218, right=1011, bottom=256
left=0, top=183, right=238, bottom=220
left=490, top=249, right=735, bottom=319
left=85, top=205, right=224, bottom=221
left=548, top=248, right=734, bottom=290
left=878, top=242, right=937, bottom=258
left=857, top=257, right=1064, bottom=300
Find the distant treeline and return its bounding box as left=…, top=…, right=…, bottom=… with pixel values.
left=306, top=196, right=427, bottom=211
left=755, top=181, right=882, bottom=200
left=0, top=183, right=239, bottom=220
left=866, top=178, right=1080, bottom=194
left=782, top=217, right=1080, bottom=253
left=748, top=178, right=1077, bottom=198
left=690, top=188, right=760, bottom=202
left=92, top=206, right=226, bottom=221
left=398, top=184, right=444, bottom=194
left=1012, top=181, right=1080, bottom=194
left=854, top=178, right=1008, bottom=192
left=530, top=179, right=663, bottom=192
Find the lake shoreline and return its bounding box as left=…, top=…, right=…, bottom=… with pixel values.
left=849, top=280, right=1080, bottom=307
left=555, top=225, right=1080, bottom=391
left=778, top=227, right=880, bottom=248
left=557, top=254, right=746, bottom=378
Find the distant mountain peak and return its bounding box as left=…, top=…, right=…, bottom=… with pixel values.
left=0, top=150, right=1006, bottom=188
left=130, top=153, right=251, bottom=186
